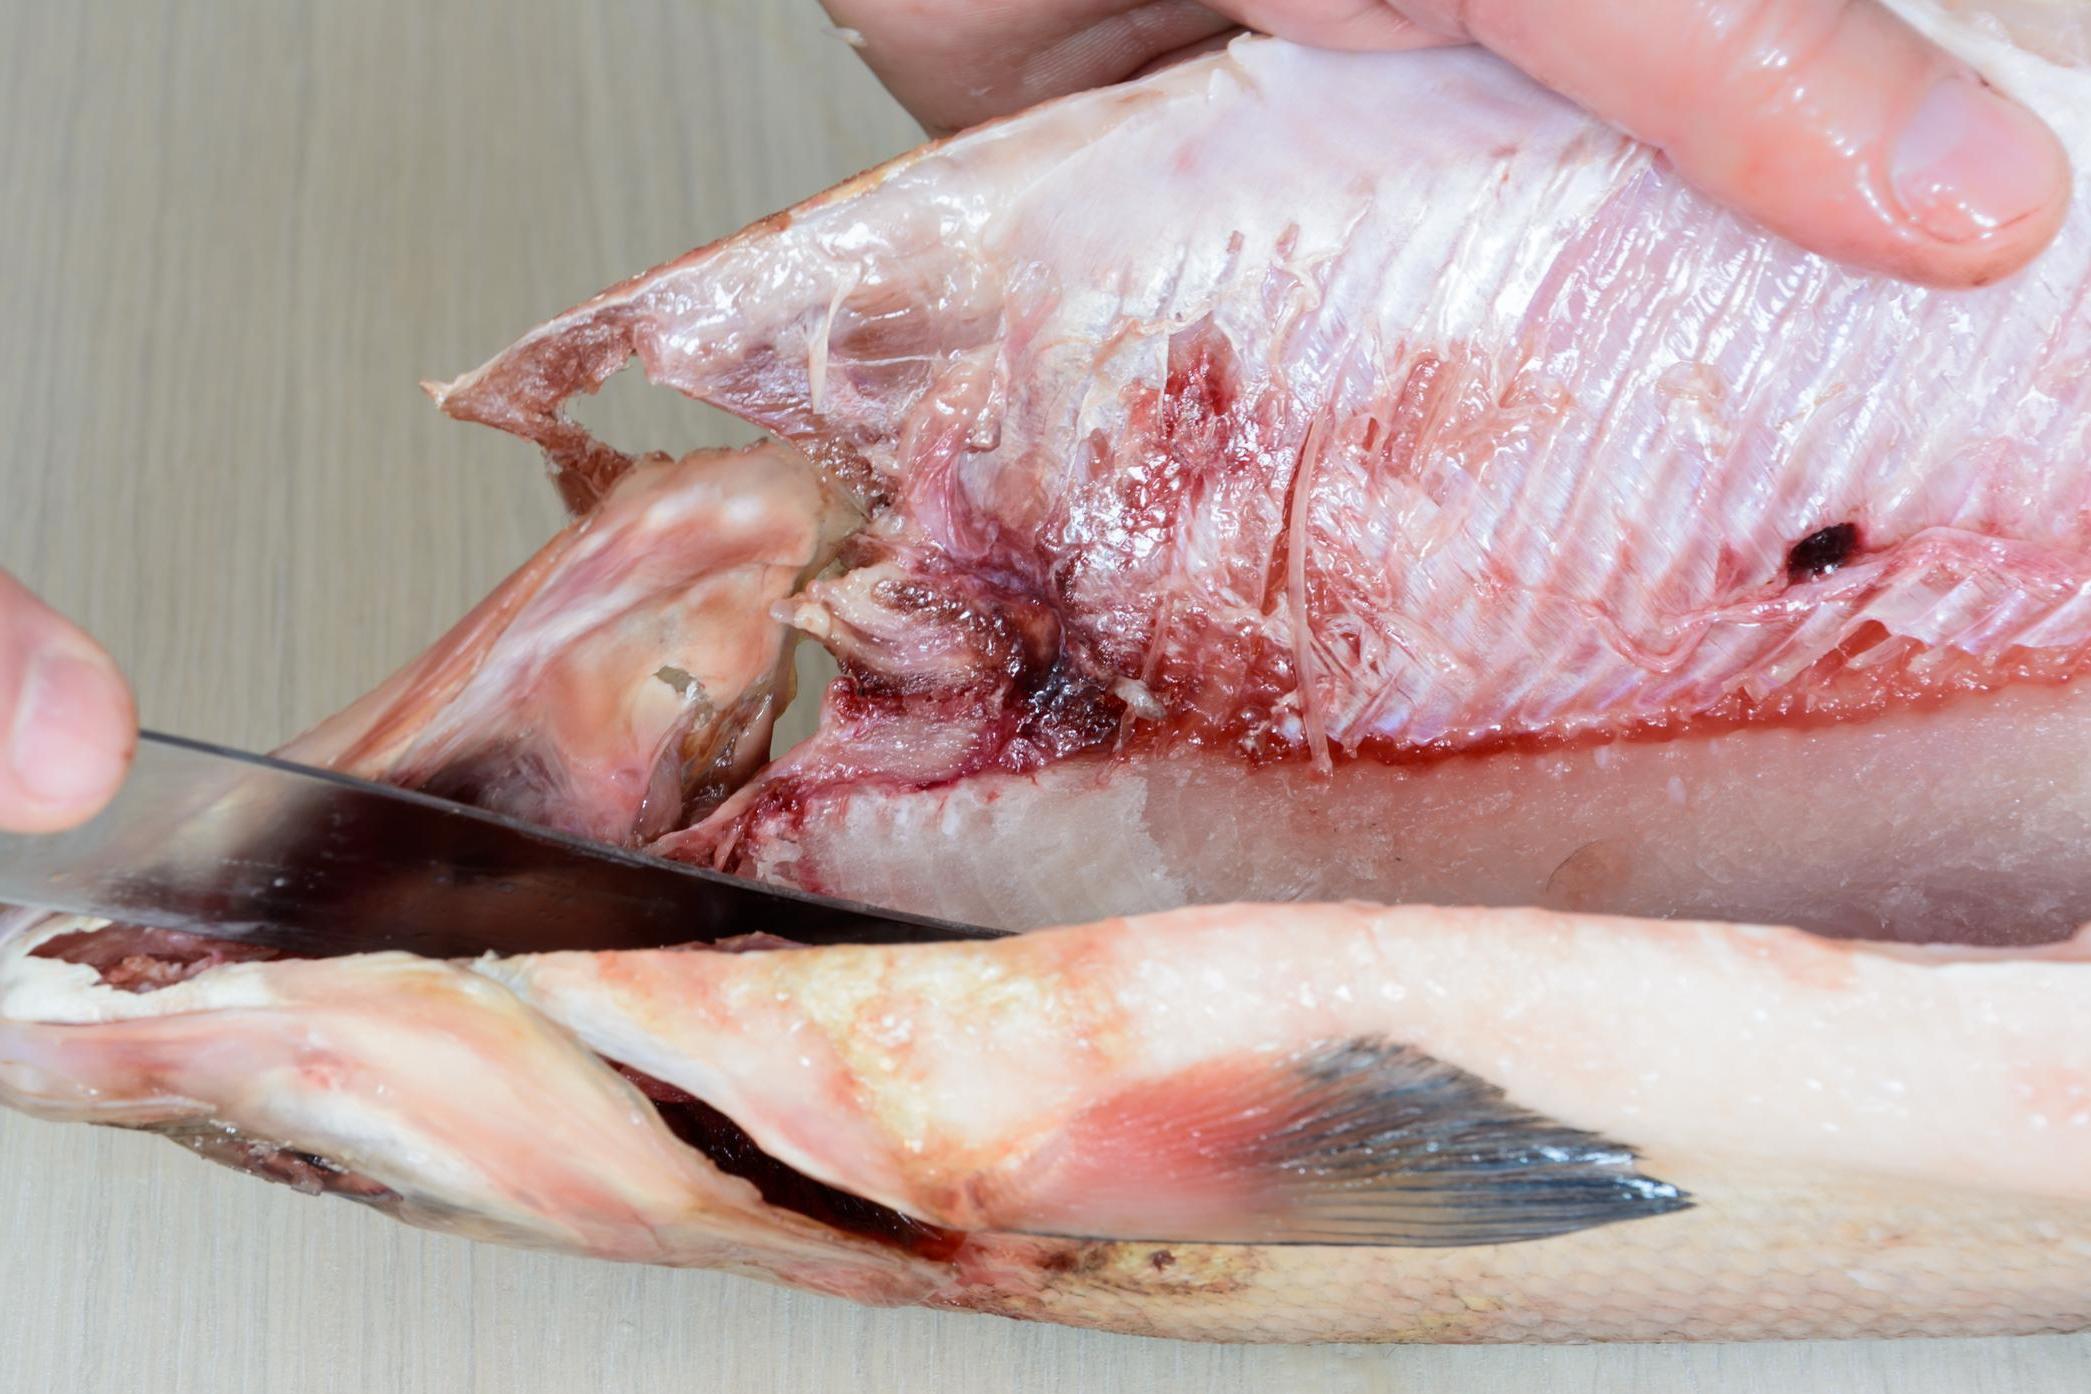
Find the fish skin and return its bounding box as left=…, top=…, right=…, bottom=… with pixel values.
left=0, top=932, right=947, bottom=1305
left=280, top=440, right=854, bottom=843
left=3, top=902, right=2089, bottom=1341
left=951, top=1174, right=2091, bottom=1342
left=479, top=906, right=2091, bottom=1222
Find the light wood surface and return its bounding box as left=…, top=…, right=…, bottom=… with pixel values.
left=2, top=4, right=2085, bottom=1390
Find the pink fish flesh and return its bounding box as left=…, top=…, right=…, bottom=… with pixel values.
left=4, top=0, right=2091, bottom=1345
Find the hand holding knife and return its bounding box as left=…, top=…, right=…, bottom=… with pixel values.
left=0, top=732, right=1004, bottom=959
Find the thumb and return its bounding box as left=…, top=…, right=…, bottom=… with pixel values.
left=1400, top=0, right=2073, bottom=288
left=1, top=570, right=136, bottom=834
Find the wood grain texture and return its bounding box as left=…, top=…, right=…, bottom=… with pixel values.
left=0, top=3, right=2084, bottom=1389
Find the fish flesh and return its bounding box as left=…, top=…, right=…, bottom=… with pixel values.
left=437, top=2, right=2091, bottom=944
left=5, top=0, right=2091, bottom=1344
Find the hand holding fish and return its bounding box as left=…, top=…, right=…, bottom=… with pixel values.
left=0, top=571, right=135, bottom=834
left=2, top=0, right=2068, bottom=835
left=825, top=0, right=2074, bottom=287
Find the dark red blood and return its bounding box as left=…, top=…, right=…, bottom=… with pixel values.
left=167, top=1123, right=399, bottom=1203
left=611, top=1063, right=966, bottom=1261
left=817, top=555, right=1132, bottom=779
left=1788, top=522, right=1863, bottom=581
left=32, top=925, right=284, bottom=992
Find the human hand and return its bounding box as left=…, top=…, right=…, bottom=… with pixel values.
left=823, top=0, right=2072, bottom=289
left=1, top=570, right=135, bottom=834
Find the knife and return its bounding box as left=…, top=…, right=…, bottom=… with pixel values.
left=0, top=731, right=1006, bottom=958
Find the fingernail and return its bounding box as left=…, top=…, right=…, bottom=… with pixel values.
left=1892, top=74, right=2065, bottom=244
left=8, top=642, right=131, bottom=811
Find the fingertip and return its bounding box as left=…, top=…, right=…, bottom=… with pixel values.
left=3, top=616, right=137, bottom=836
left=1883, top=73, right=2072, bottom=288
left=1217, top=2, right=1454, bottom=53
left=1460, top=0, right=2074, bottom=289
left=1744, top=83, right=2072, bottom=290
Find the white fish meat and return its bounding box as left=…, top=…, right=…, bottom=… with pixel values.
left=4, top=0, right=2091, bottom=1345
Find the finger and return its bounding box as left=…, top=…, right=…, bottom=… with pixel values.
left=825, top=0, right=1456, bottom=133
left=1214, top=0, right=1449, bottom=50
left=1, top=570, right=136, bottom=834
left=1399, top=0, right=2071, bottom=288
left=824, top=1, right=1239, bottom=134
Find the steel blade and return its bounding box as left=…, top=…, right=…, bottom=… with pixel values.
left=0, top=731, right=1004, bottom=957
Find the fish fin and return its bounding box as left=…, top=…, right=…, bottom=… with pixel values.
left=1004, top=1037, right=1690, bottom=1247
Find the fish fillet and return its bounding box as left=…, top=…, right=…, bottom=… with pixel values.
left=438, top=7, right=2091, bottom=943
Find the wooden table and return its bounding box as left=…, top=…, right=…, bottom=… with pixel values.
left=2, top=4, right=2083, bottom=1389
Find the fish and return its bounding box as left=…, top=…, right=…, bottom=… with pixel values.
left=433, top=1, right=2091, bottom=945
left=7, top=900, right=2090, bottom=1341
left=278, top=438, right=857, bottom=846
left=5, top=0, right=2091, bottom=1345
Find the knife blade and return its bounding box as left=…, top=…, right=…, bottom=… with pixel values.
left=0, top=731, right=1006, bottom=957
